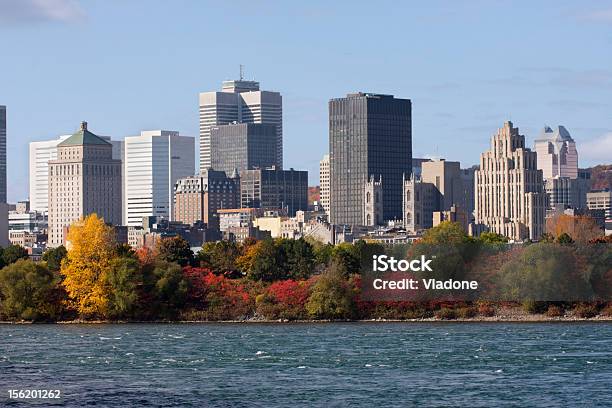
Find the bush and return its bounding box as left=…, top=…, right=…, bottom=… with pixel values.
left=477, top=302, right=496, bottom=317
left=435, top=307, right=458, bottom=320
left=522, top=300, right=548, bottom=314
left=573, top=304, right=598, bottom=318
left=600, top=304, right=612, bottom=317
left=456, top=307, right=477, bottom=318
left=545, top=305, right=564, bottom=317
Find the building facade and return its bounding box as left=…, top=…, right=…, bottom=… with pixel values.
left=210, top=123, right=277, bottom=175
left=363, top=175, right=383, bottom=226
left=319, top=154, right=330, bottom=216
left=240, top=167, right=308, bottom=216
left=173, top=170, right=239, bottom=228
left=329, top=92, right=412, bottom=225
left=123, top=130, right=195, bottom=226
left=48, top=122, right=122, bottom=246
left=474, top=121, right=546, bottom=241
left=403, top=174, right=437, bottom=233
left=587, top=190, right=612, bottom=220
left=421, top=159, right=463, bottom=212
left=0, top=105, right=6, bottom=203
left=199, top=79, right=282, bottom=171
left=30, top=134, right=121, bottom=213
left=534, top=126, right=578, bottom=179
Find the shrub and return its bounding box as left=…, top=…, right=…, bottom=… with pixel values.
left=573, top=304, right=598, bottom=318
left=456, top=307, right=477, bottom=318
left=435, top=307, right=458, bottom=320
left=545, top=305, right=564, bottom=317
left=477, top=302, right=496, bottom=317
left=600, top=304, right=612, bottom=317
left=522, top=300, right=548, bottom=314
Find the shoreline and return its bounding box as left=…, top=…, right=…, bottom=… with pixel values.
left=3, top=316, right=612, bottom=324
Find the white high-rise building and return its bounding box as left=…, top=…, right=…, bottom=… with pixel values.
left=199, top=79, right=282, bottom=172
left=319, top=154, right=330, bottom=215
left=534, top=125, right=578, bottom=179
left=475, top=121, right=547, bottom=241
left=124, top=130, right=195, bottom=226
left=29, top=134, right=122, bottom=213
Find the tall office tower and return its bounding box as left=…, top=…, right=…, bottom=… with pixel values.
left=240, top=167, right=308, bottom=216
left=173, top=170, right=239, bottom=228
left=199, top=79, right=282, bottom=171
left=48, top=122, right=122, bottom=247
left=0, top=106, right=6, bottom=203
left=210, top=123, right=277, bottom=175
left=319, top=154, right=330, bottom=215
left=534, top=126, right=584, bottom=210
left=329, top=92, right=412, bottom=225
left=30, top=134, right=121, bottom=213
left=123, top=130, right=195, bottom=227
left=403, top=174, right=436, bottom=233
left=475, top=121, right=547, bottom=241
left=534, top=126, right=578, bottom=179
left=421, top=159, right=463, bottom=212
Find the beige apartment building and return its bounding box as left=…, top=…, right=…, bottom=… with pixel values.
left=48, top=122, right=122, bottom=246
left=474, top=121, right=546, bottom=241
left=319, top=154, right=330, bottom=215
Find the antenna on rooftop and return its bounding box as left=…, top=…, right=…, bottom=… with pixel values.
left=240, top=64, right=244, bottom=81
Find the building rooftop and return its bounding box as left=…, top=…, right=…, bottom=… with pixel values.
left=59, top=121, right=110, bottom=146
left=536, top=125, right=573, bottom=142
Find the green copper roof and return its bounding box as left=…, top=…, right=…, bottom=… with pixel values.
left=59, top=122, right=111, bottom=146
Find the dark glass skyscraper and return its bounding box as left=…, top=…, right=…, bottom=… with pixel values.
left=0, top=105, right=6, bottom=203
left=329, top=93, right=412, bottom=225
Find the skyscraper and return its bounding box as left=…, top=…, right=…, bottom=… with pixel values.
left=474, top=121, right=546, bottom=241
left=48, top=122, right=122, bottom=246
left=0, top=105, right=6, bottom=203
left=199, top=78, right=282, bottom=172
left=319, top=154, right=330, bottom=215
left=210, top=123, right=277, bottom=175
left=534, top=126, right=585, bottom=210
left=329, top=92, right=412, bottom=225
left=30, top=135, right=121, bottom=213
left=240, top=167, right=308, bottom=216
left=123, top=130, right=195, bottom=226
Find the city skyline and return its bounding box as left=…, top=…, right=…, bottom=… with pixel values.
left=1, top=0, right=612, bottom=202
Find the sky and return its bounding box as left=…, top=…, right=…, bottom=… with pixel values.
left=1, top=0, right=611, bottom=202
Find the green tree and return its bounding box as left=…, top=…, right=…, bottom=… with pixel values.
left=148, top=262, right=189, bottom=316
left=306, top=260, right=355, bottom=319
left=105, top=257, right=141, bottom=318
left=42, top=245, right=67, bottom=272
left=198, top=241, right=241, bottom=277
left=286, top=238, right=315, bottom=279
left=247, top=239, right=286, bottom=281
left=2, top=244, right=29, bottom=266
left=556, top=232, right=574, bottom=245
left=0, top=259, right=63, bottom=321
left=115, top=243, right=137, bottom=259
left=478, top=232, right=509, bottom=245
left=330, top=243, right=360, bottom=276
left=156, top=236, right=194, bottom=267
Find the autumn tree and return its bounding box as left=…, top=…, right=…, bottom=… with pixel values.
left=0, top=259, right=63, bottom=321
left=546, top=213, right=602, bottom=243
left=156, top=236, right=194, bottom=266
left=105, top=257, right=141, bottom=318
left=198, top=241, right=241, bottom=277
left=61, top=214, right=117, bottom=318
left=306, top=260, right=355, bottom=319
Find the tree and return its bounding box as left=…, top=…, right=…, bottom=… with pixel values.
left=61, top=214, right=117, bottom=318
left=330, top=243, right=360, bottom=276
left=546, top=213, right=602, bottom=243
left=286, top=238, right=315, bottom=279
left=246, top=239, right=286, bottom=281
left=556, top=232, right=574, bottom=245
left=115, top=243, right=137, bottom=259
left=305, top=260, right=355, bottom=319
left=2, top=244, right=29, bottom=266
left=105, top=257, right=141, bottom=318
left=148, top=262, right=189, bottom=316
left=478, top=232, right=509, bottom=245
left=42, top=245, right=67, bottom=272
left=0, top=259, right=63, bottom=321
left=156, top=236, right=194, bottom=266
left=198, top=241, right=241, bottom=277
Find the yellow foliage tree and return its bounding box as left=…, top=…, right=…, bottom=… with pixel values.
left=61, top=214, right=117, bottom=318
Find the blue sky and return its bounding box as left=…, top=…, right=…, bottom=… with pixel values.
left=1, top=0, right=611, bottom=202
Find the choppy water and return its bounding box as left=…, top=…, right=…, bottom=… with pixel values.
left=1, top=323, right=611, bottom=407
